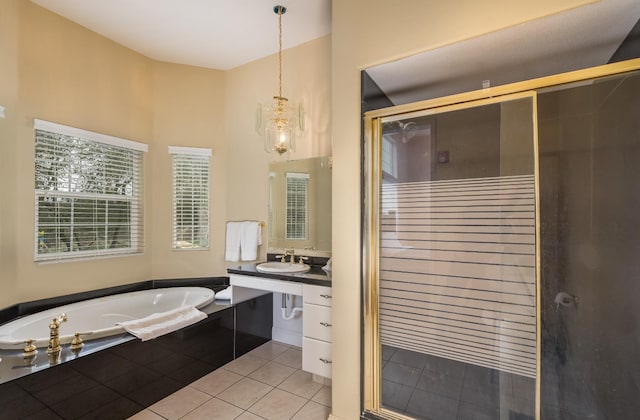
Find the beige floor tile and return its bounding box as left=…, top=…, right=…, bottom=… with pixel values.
left=127, top=409, right=165, bottom=420
left=217, top=377, right=273, bottom=409
left=181, top=397, right=244, bottom=420
left=248, top=388, right=307, bottom=420
left=278, top=369, right=323, bottom=399
left=274, top=348, right=302, bottom=369
left=248, top=361, right=296, bottom=386
left=236, top=412, right=265, bottom=420
left=247, top=341, right=290, bottom=360
left=149, top=386, right=211, bottom=420
left=191, top=368, right=243, bottom=396
left=291, top=400, right=331, bottom=420
left=224, top=354, right=269, bottom=376
left=311, top=385, right=332, bottom=407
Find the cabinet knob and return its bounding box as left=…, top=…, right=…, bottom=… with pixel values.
left=320, top=294, right=332, bottom=299
left=320, top=322, right=332, bottom=327
left=319, top=358, right=332, bottom=364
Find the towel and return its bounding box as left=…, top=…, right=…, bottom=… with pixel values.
left=215, top=286, right=232, bottom=300
left=322, top=258, right=332, bottom=273
left=118, top=306, right=207, bottom=341
left=225, top=222, right=243, bottom=261
left=240, top=221, right=261, bottom=261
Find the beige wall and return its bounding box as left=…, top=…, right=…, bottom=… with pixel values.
left=0, top=0, right=604, bottom=416
left=0, top=0, right=20, bottom=308
left=224, top=36, right=331, bottom=263
left=330, top=0, right=595, bottom=418
left=150, top=62, right=226, bottom=279
left=0, top=3, right=331, bottom=308
left=7, top=1, right=154, bottom=305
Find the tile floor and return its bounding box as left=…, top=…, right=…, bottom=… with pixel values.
left=381, top=345, right=535, bottom=420
left=129, top=341, right=331, bottom=420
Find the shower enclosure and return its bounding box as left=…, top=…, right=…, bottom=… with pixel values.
left=363, top=60, right=640, bottom=420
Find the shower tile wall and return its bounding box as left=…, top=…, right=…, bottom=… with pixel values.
left=538, top=71, right=640, bottom=419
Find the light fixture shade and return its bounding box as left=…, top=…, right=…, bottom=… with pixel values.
left=256, top=96, right=304, bottom=154
left=256, top=5, right=305, bottom=155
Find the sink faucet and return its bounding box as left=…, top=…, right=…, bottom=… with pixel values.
left=285, top=248, right=295, bottom=263
left=47, top=313, right=67, bottom=355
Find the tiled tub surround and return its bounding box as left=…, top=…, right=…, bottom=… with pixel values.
left=0, top=278, right=231, bottom=385
left=0, top=281, right=273, bottom=419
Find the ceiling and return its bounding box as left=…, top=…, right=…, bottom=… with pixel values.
left=30, top=0, right=331, bottom=70
left=366, top=0, right=640, bottom=105
left=29, top=0, right=640, bottom=103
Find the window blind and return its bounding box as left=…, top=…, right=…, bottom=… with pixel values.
left=34, top=120, right=146, bottom=262
left=170, top=146, right=211, bottom=250
left=286, top=172, right=309, bottom=240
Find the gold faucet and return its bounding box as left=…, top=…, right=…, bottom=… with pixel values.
left=285, top=248, right=295, bottom=263
left=46, top=313, right=67, bottom=355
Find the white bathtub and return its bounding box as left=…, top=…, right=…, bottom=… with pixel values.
left=0, top=287, right=215, bottom=350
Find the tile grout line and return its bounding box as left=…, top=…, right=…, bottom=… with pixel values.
left=137, top=341, right=324, bottom=420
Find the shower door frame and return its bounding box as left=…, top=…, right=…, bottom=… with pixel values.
left=362, top=58, right=640, bottom=420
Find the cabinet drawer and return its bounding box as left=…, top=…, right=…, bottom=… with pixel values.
left=303, top=303, right=332, bottom=342
left=303, top=284, right=332, bottom=306
left=302, top=337, right=332, bottom=378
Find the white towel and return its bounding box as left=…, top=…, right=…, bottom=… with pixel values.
left=225, top=221, right=242, bottom=262
left=118, top=306, right=207, bottom=341
left=240, top=221, right=261, bottom=261
left=215, top=286, right=232, bottom=300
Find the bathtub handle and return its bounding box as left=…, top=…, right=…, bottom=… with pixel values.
left=70, top=331, right=94, bottom=351
left=22, top=339, right=37, bottom=357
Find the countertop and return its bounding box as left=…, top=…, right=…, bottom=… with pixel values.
left=227, top=263, right=332, bottom=288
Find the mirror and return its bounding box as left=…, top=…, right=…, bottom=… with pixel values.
left=268, top=156, right=332, bottom=255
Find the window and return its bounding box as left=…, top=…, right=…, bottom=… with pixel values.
left=382, top=135, right=398, bottom=179
left=286, top=172, right=309, bottom=240
left=170, top=146, right=211, bottom=250
left=34, top=120, right=147, bottom=261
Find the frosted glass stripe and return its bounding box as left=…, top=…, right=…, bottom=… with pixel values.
left=380, top=174, right=536, bottom=378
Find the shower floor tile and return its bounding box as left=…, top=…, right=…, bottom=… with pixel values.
left=381, top=346, right=536, bottom=420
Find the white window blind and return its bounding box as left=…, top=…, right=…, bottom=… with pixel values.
left=382, top=135, right=398, bottom=178
left=170, top=146, right=211, bottom=250
left=34, top=120, right=146, bottom=262
left=285, top=172, right=309, bottom=240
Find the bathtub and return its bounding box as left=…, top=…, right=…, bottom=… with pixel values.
left=0, top=287, right=214, bottom=350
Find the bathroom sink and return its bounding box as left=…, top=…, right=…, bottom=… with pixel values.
left=256, top=262, right=311, bottom=274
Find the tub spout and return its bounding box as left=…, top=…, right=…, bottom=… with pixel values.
left=46, top=313, right=67, bottom=355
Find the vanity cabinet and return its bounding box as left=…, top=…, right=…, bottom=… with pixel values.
left=229, top=274, right=332, bottom=379
left=302, top=284, right=332, bottom=378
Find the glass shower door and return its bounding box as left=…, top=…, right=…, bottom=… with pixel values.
left=364, top=92, right=539, bottom=420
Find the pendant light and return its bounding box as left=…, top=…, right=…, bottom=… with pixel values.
left=256, top=5, right=304, bottom=155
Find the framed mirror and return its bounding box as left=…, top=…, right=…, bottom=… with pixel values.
left=268, top=156, right=332, bottom=255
